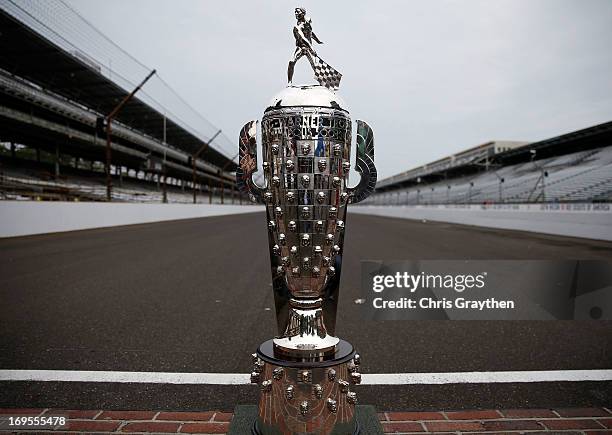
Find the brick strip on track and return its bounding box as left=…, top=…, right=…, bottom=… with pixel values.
left=0, top=407, right=610, bottom=434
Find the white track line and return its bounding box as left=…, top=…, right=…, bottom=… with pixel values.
left=1, top=369, right=611, bottom=385
left=363, top=370, right=612, bottom=385
left=0, top=370, right=249, bottom=385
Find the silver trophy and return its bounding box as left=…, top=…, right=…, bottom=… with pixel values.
left=237, top=8, right=376, bottom=434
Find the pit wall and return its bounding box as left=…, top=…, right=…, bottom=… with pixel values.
left=350, top=203, right=612, bottom=242
left=0, top=201, right=263, bottom=238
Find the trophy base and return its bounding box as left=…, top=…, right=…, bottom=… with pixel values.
left=250, top=339, right=362, bottom=435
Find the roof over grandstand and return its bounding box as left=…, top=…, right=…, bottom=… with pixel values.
left=376, top=120, right=612, bottom=192
left=0, top=7, right=236, bottom=172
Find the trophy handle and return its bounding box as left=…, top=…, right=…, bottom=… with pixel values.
left=348, top=120, right=377, bottom=204
left=237, top=120, right=265, bottom=203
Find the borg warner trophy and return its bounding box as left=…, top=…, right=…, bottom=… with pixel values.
left=237, top=8, right=376, bottom=434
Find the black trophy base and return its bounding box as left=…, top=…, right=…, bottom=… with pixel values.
left=257, top=338, right=356, bottom=367
left=227, top=405, right=383, bottom=435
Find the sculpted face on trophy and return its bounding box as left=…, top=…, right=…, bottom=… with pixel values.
left=236, top=7, right=377, bottom=434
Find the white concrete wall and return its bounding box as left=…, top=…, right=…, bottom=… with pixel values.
left=0, top=201, right=263, bottom=238
left=351, top=203, right=612, bottom=241
left=2, top=201, right=610, bottom=241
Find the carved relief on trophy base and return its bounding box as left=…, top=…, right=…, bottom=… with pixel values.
left=251, top=339, right=361, bottom=435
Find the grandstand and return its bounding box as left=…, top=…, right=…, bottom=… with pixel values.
left=0, top=0, right=244, bottom=204
left=0, top=158, right=244, bottom=203
left=368, top=121, right=612, bottom=205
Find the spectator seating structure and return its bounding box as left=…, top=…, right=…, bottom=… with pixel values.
left=367, top=146, right=612, bottom=205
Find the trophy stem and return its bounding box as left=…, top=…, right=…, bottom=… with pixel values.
left=273, top=298, right=340, bottom=359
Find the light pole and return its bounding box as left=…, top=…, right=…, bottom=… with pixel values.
left=493, top=172, right=505, bottom=203
left=191, top=129, right=222, bottom=204
left=530, top=149, right=548, bottom=202
left=218, top=151, right=240, bottom=205
left=104, top=69, right=156, bottom=201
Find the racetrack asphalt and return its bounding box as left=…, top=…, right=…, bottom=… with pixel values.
left=1, top=212, right=610, bottom=410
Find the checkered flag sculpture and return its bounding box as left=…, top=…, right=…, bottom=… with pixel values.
left=287, top=8, right=343, bottom=91
left=312, top=55, right=342, bottom=90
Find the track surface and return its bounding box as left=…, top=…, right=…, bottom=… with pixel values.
left=1, top=212, right=611, bottom=410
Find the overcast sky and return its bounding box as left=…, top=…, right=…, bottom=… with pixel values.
left=64, top=0, right=612, bottom=179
